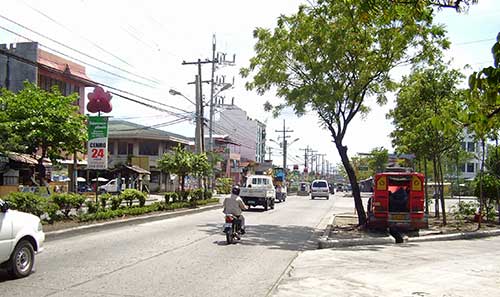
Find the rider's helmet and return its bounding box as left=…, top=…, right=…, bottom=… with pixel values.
left=231, top=185, right=240, bottom=196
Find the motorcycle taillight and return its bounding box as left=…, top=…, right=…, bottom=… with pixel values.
left=225, top=216, right=233, bottom=223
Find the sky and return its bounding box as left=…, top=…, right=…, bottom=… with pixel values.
left=1, top=0, right=499, bottom=170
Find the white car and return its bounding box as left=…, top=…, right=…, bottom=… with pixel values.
left=0, top=199, right=45, bottom=278
left=311, top=179, right=330, bottom=200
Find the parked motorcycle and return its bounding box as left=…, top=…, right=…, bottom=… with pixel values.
left=223, top=214, right=243, bottom=244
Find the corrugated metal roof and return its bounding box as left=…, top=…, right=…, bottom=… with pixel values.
left=108, top=120, right=191, bottom=144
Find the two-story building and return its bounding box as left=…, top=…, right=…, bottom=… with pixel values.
left=106, top=120, right=192, bottom=192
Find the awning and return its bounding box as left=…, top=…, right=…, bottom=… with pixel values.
left=124, top=165, right=150, bottom=175
left=8, top=152, right=51, bottom=166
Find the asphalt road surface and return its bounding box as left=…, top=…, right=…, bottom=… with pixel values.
left=0, top=193, right=337, bottom=297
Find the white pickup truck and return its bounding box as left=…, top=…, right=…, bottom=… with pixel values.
left=239, top=175, right=276, bottom=211
left=0, top=199, right=45, bottom=278
left=98, top=178, right=126, bottom=193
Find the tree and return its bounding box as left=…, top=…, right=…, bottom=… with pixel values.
left=388, top=63, right=464, bottom=224
left=158, top=145, right=210, bottom=193
left=465, top=33, right=500, bottom=227
left=367, top=147, right=389, bottom=174
left=241, top=0, right=447, bottom=225
left=0, top=83, right=87, bottom=184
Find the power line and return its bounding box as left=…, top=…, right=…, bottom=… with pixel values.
left=0, top=24, right=157, bottom=89
left=0, top=14, right=161, bottom=85
left=19, top=0, right=133, bottom=68
left=0, top=47, right=192, bottom=120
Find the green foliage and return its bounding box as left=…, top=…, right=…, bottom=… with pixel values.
left=215, top=178, right=233, bottom=194
left=159, top=145, right=210, bottom=192
left=474, top=173, right=500, bottom=219
left=110, top=195, right=123, bottom=210
left=451, top=201, right=479, bottom=224
left=241, top=0, right=448, bottom=225
left=190, top=188, right=204, bottom=201
left=3, top=192, right=47, bottom=217
left=0, top=83, right=87, bottom=183
left=180, top=190, right=190, bottom=201
left=50, top=193, right=86, bottom=218
left=85, top=200, right=100, bottom=214
left=367, top=147, right=389, bottom=174
left=204, top=189, right=213, bottom=200
left=164, top=192, right=176, bottom=204
left=120, top=189, right=147, bottom=207
left=99, top=193, right=112, bottom=209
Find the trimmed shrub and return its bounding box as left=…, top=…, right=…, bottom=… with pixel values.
left=180, top=190, right=190, bottom=201
left=110, top=195, right=123, bottom=210
left=85, top=200, right=99, bottom=214
left=204, top=189, right=213, bottom=200
left=4, top=192, right=47, bottom=217
left=191, top=188, right=204, bottom=200
left=100, top=193, right=112, bottom=209
left=50, top=193, right=86, bottom=218
left=164, top=192, right=177, bottom=204
left=121, top=189, right=147, bottom=207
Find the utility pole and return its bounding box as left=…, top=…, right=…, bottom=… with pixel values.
left=275, top=119, right=293, bottom=172
left=300, top=146, right=310, bottom=169
left=267, top=147, right=273, bottom=161
left=182, top=58, right=216, bottom=153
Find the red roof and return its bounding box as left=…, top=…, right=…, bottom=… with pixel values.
left=37, top=49, right=93, bottom=85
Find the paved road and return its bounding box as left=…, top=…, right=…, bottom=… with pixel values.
left=272, top=236, right=500, bottom=297
left=0, top=193, right=337, bottom=297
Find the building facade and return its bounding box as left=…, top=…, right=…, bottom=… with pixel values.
left=0, top=42, right=94, bottom=114
left=459, top=128, right=487, bottom=180
left=213, top=103, right=266, bottom=163
left=107, top=120, right=192, bottom=192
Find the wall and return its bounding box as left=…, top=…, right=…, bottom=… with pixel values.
left=0, top=42, right=38, bottom=91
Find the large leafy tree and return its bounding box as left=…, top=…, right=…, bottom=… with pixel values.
left=0, top=82, right=87, bottom=185
left=388, top=63, right=464, bottom=224
left=241, top=0, right=447, bottom=225
left=465, top=33, right=500, bottom=227
left=367, top=147, right=389, bottom=174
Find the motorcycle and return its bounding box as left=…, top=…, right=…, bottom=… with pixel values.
left=223, top=214, right=243, bottom=244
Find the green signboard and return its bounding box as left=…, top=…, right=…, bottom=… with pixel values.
left=87, top=116, right=109, bottom=170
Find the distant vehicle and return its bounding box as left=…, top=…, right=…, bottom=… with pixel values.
left=0, top=199, right=45, bottom=278
left=336, top=184, right=344, bottom=192
left=98, top=178, right=125, bottom=193
left=328, top=183, right=335, bottom=194
left=273, top=167, right=287, bottom=202
left=239, top=175, right=276, bottom=211
left=311, top=179, right=330, bottom=200
left=367, top=172, right=427, bottom=231
left=297, top=182, right=311, bottom=196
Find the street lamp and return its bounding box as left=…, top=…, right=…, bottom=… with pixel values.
left=169, top=89, right=196, bottom=106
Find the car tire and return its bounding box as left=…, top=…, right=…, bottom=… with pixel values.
left=264, top=200, right=269, bottom=211
left=270, top=200, right=275, bottom=209
left=8, top=240, right=35, bottom=278
left=311, top=196, right=315, bottom=200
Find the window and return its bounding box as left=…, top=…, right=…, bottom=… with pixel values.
left=313, top=181, right=328, bottom=188
left=108, top=142, right=114, bottom=155
left=467, top=142, right=476, bottom=152
left=467, top=163, right=475, bottom=173
left=460, top=164, right=466, bottom=173
left=128, top=143, right=134, bottom=155
left=118, top=142, right=128, bottom=155
left=139, top=142, right=158, bottom=156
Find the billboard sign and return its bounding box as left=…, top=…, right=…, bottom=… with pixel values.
left=87, top=116, right=108, bottom=170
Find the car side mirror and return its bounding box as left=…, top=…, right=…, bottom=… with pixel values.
left=0, top=200, right=9, bottom=212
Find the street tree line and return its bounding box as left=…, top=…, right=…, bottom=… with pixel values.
left=242, top=0, right=496, bottom=226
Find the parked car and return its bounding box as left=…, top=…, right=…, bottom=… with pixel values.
left=311, top=179, right=330, bottom=200
left=98, top=178, right=125, bottom=193
left=239, top=175, right=276, bottom=211
left=0, top=199, right=45, bottom=278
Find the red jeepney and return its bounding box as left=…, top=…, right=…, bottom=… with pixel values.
left=367, top=172, right=428, bottom=231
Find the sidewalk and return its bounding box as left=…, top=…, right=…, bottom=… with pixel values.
left=269, top=212, right=500, bottom=297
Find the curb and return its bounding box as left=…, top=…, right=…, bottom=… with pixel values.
left=45, top=203, right=223, bottom=241
left=318, top=228, right=500, bottom=248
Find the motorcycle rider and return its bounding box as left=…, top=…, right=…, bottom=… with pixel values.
left=223, top=185, right=248, bottom=234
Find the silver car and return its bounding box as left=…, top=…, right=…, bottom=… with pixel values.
left=311, top=180, right=330, bottom=200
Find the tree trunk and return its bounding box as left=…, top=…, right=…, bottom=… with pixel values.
left=478, top=138, right=486, bottom=229
left=181, top=175, right=185, bottom=193
left=433, top=157, right=440, bottom=218
left=424, top=158, right=429, bottom=214
left=336, top=142, right=366, bottom=226
left=438, top=155, right=446, bottom=225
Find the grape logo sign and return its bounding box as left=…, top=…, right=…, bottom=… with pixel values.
left=87, top=116, right=109, bottom=170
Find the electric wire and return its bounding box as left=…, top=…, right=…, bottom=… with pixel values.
left=0, top=24, right=157, bottom=89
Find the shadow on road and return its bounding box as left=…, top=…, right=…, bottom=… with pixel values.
left=200, top=223, right=318, bottom=251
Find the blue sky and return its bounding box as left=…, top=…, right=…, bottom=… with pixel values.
left=1, top=0, right=499, bottom=168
